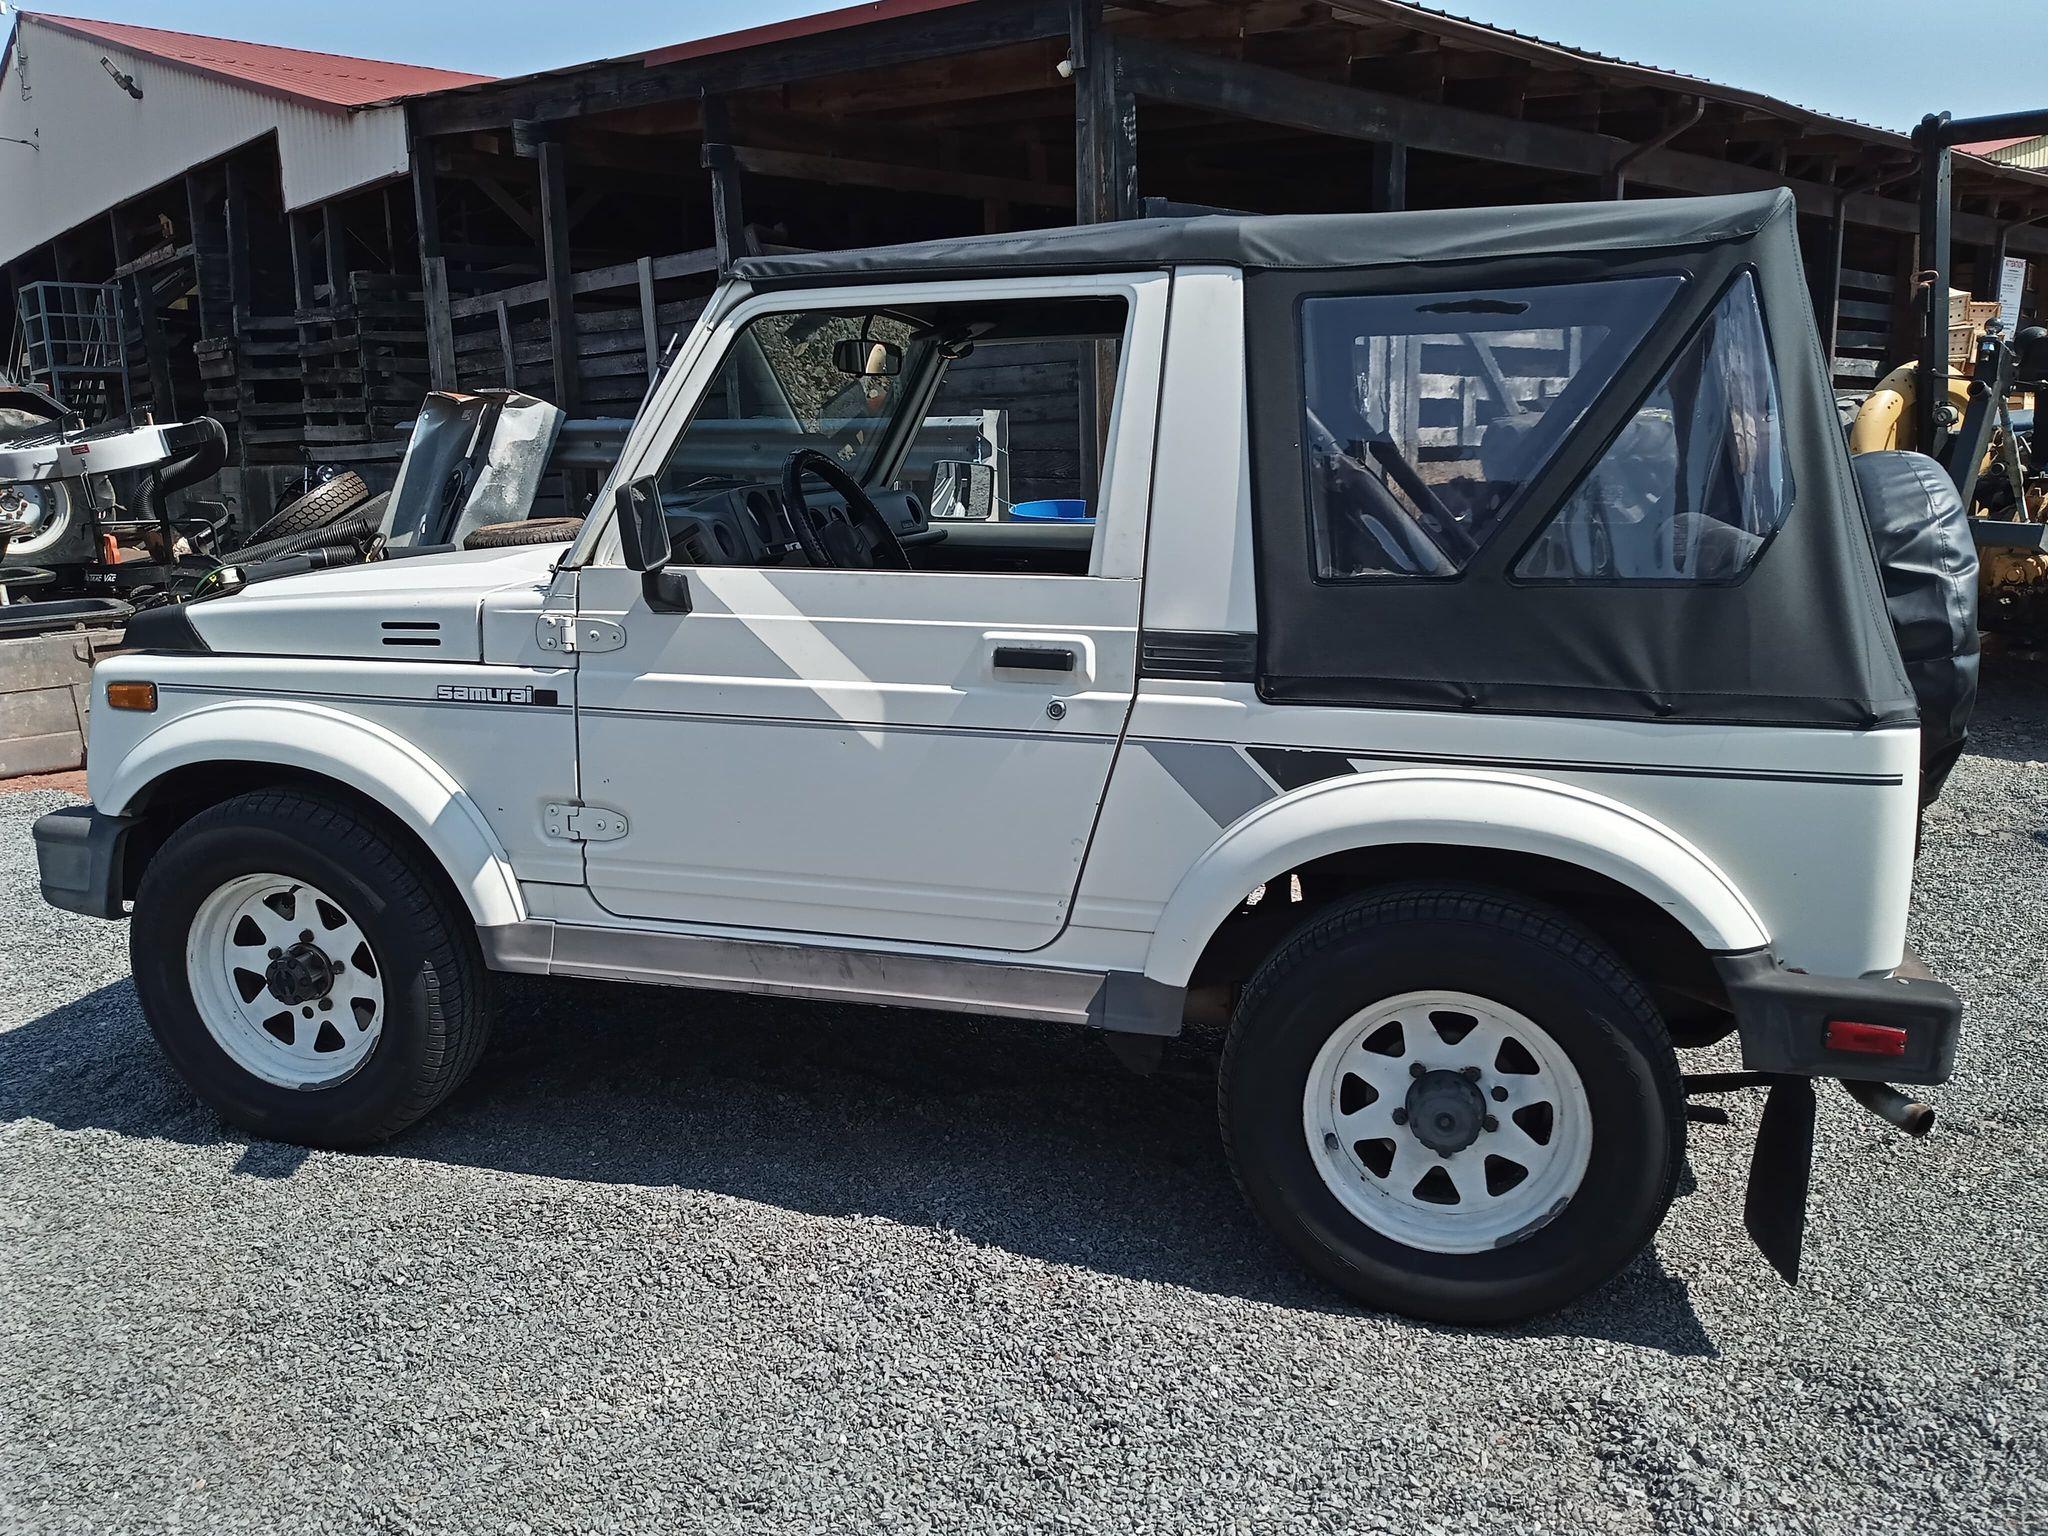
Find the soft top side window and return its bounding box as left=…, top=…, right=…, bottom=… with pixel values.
left=1514, top=272, right=1791, bottom=584
left=1299, top=274, right=1682, bottom=580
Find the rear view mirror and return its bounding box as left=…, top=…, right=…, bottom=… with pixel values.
left=928, top=460, right=996, bottom=521
left=832, top=338, right=904, bottom=378
left=616, top=475, right=670, bottom=572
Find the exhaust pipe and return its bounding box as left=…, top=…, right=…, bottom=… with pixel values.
left=1840, top=1079, right=1936, bottom=1137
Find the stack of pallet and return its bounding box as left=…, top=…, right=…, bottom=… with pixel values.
left=296, top=273, right=432, bottom=464
left=196, top=316, right=305, bottom=464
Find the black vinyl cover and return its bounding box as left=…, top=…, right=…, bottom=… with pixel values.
left=744, top=189, right=1916, bottom=730
left=1850, top=452, right=1979, bottom=803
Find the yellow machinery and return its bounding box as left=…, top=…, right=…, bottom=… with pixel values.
left=1850, top=354, right=2048, bottom=641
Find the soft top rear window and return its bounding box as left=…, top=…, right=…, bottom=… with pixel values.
left=1298, top=274, right=1683, bottom=579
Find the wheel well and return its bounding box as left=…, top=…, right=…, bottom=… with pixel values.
left=117, top=763, right=472, bottom=924
left=1186, top=843, right=1734, bottom=1046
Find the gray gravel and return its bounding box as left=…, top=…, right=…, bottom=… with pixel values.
left=3, top=676, right=2046, bottom=1536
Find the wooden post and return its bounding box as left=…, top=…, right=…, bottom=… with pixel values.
left=135, top=269, right=176, bottom=419
left=287, top=209, right=317, bottom=311
left=496, top=300, right=517, bottom=390
left=409, top=123, right=458, bottom=392
left=1070, top=0, right=1135, bottom=225
left=320, top=203, right=347, bottom=304
left=638, top=254, right=659, bottom=380
left=1810, top=194, right=1849, bottom=383
left=536, top=136, right=580, bottom=412
left=1914, top=126, right=1952, bottom=452
left=702, top=95, right=748, bottom=272
left=1369, top=140, right=1407, bottom=212
left=223, top=158, right=255, bottom=321
left=1069, top=0, right=1132, bottom=513
left=183, top=167, right=233, bottom=339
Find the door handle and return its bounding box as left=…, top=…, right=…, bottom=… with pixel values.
left=992, top=644, right=1075, bottom=673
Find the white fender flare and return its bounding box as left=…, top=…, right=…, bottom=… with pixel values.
left=1143, top=768, right=1768, bottom=988
left=97, top=698, right=526, bottom=930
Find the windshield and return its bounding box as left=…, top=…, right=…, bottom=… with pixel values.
left=663, top=310, right=928, bottom=490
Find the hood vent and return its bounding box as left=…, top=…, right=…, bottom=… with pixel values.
left=380, top=620, right=442, bottom=649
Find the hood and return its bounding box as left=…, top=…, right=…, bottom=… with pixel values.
left=184, top=543, right=564, bottom=663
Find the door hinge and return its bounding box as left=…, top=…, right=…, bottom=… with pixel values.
left=543, top=801, right=630, bottom=843
left=536, top=614, right=626, bottom=654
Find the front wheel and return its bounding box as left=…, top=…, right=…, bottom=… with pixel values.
left=1220, top=883, right=1684, bottom=1324
left=130, top=789, right=489, bottom=1147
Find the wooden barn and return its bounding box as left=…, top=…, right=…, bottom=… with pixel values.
left=7, top=0, right=2048, bottom=526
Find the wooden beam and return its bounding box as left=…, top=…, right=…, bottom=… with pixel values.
left=1116, top=36, right=2048, bottom=258
left=536, top=137, right=580, bottom=412
left=409, top=122, right=458, bottom=391
left=702, top=95, right=748, bottom=273
left=721, top=142, right=1072, bottom=208
left=320, top=203, right=346, bottom=304
left=286, top=208, right=317, bottom=312
left=446, top=246, right=720, bottom=320
left=472, top=174, right=541, bottom=242
left=413, top=0, right=1070, bottom=137
left=638, top=255, right=659, bottom=379
left=496, top=301, right=518, bottom=389
left=1818, top=194, right=1848, bottom=371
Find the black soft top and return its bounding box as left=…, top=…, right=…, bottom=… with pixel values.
left=745, top=189, right=1914, bottom=734
left=734, top=190, right=1790, bottom=287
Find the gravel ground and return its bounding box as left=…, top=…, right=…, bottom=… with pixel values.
left=2, top=676, right=2045, bottom=1536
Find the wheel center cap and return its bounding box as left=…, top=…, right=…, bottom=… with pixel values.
left=1404, top=1069, right=1485, bottom=1157
left=264, top=943, right=335, bottom=1006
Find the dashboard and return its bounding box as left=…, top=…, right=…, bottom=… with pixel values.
left=660, top=480, right=941, bottom=567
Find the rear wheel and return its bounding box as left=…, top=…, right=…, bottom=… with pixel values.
left=1220, top=882, right=1683, bottom=1323
left=130, top=789, right=489, bottom=1147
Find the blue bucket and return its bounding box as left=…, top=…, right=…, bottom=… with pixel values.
left=1009, top=498, right=1093, bottom=522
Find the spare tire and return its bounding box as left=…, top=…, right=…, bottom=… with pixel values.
left=463, top=516, right=585, bottom=550
left=240, top=472, right=370, bottom=549
left=232, top=496, right=388, bottom=567
left=1850, top=450, right=1979, bottom=806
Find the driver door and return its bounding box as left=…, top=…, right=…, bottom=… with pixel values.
left=569, top=275, right=1166, bottom=953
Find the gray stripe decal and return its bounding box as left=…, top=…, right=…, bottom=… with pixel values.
left=1144, top=740, right=1278, bottom=827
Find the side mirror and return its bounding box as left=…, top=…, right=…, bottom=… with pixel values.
left=615, top=475, right=670, bottom=572
left=928, top=460, right=996, bottom=521
left=831, top=337, right=904, bottom=378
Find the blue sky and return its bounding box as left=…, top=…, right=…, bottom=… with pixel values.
left=13, top=0, right=2047, bottom=132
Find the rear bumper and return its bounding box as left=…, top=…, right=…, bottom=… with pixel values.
left=33, top=803, right=136, bottom=919
left=1715, top=948, right=1961, bottom=1085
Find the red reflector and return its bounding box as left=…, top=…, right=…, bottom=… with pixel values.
left=1825, top=1019, right=1909, bottom=1057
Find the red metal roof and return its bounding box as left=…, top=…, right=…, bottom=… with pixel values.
left=23, top=12, right=492, bottom=109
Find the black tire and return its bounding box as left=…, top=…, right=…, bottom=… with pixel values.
left=1220, top=882, right=1684, bottom=1324
left=240, top=472, right=369, bottom=549
left=129, top=789, right=489, bottom=1148
left=462, top=516, right=585, bottom=550
left=231, top=496, right=386, bottom=566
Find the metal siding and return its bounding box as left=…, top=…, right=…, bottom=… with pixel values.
left=0, top=21, right=410, bottom=264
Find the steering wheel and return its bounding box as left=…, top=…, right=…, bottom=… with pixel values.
left=779, top=449, right=910, bottom=570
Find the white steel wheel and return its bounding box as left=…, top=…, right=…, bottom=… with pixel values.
left=184, top=873, right=386, bottom=1089
left=1302, top=989, right=1593, bottom=1254
left=0, top=479, right=72, bottom=560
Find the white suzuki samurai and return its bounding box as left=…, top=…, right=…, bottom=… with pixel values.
left=36, top=189, right=1972, bottom=1322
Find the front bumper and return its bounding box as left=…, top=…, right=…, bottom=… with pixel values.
left=1716, top=947, right=1962, bottom=1085
left=33, top=803, right=137, bottom=919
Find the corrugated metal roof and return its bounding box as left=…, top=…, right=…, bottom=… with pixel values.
left=22, top=12, right=492, bottom=110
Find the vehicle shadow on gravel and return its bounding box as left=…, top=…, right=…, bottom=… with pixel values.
left=1, top=976, right=1717, bottom=1355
